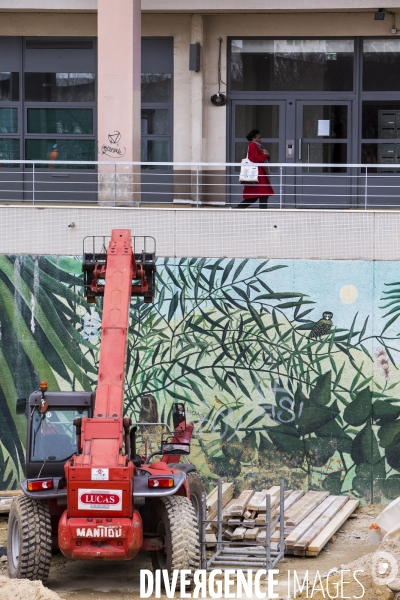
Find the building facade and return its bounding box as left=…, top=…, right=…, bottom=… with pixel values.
left=1, top=1, right=400, bottom=205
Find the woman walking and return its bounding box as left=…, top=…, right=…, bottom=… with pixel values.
left=237, top=129, right=274, bottom=208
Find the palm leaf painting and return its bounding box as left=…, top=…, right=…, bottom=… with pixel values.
left=0, top=255, right=96, bottom=488
left=1, top=254, right=400, bottom=502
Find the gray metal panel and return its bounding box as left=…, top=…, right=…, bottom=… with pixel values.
left=24, top=38, right=96, bottom=72
left=0, top=37, right=22, bottom=70
left=142, top=38, right=173, bottom=73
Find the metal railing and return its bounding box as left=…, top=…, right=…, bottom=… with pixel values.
left=0, top=160, right=399, bottom=209
left=201, top=478, right=285, bottom=572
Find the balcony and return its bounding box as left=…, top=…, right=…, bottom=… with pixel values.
left=0, top=160, right=399, bottom=209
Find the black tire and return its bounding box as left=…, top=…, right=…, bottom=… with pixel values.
left=151, top=496, right=200, bottom=586
left=7, top=495, right=52, bottom=582
left=187, top=471, right=205, bottom=528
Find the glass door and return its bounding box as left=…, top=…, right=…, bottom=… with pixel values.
left=229, top=101, right=286, bottom=208
left=295, top=101, right=352, bottom=208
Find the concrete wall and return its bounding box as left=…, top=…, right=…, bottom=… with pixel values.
left=1, top=206, right=400, bottom=260
left=0, top=12, right=96, bottom=35
left=2, top=247, right=400, bottom=501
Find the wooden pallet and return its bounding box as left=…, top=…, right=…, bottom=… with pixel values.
left=205, top=484, right=358, bottom=558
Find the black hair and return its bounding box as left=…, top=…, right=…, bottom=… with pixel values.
left=246, top=129, right=260, bottom=142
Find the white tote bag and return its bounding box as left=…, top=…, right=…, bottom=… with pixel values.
left=239, top=147, right=258, bottom=184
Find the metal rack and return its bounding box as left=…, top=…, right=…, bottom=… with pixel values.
left=200, top=478, right=285, bottom=571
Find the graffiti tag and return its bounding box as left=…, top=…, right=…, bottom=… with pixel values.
left=101, top=130, right=126, bottom=158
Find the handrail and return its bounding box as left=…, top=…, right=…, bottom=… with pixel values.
left=0, top=159, right=394, bottom=168
left=0, top=160, right=398, bottom=209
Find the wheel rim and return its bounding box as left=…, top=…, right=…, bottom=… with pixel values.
left=11, top=517, right=20, bottom=568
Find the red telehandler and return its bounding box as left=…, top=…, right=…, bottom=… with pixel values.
left=8, top=229, right=202, bottom=583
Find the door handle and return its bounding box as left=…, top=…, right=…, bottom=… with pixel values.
left=298, top=139, right=302, bottom=161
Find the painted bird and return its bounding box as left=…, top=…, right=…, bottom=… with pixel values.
left=308, top=311, right=334, bottom=340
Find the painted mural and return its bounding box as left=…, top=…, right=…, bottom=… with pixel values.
left=1, top=254, right=400, bottom=504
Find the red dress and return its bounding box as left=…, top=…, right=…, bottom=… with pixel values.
left=243, top=142, right=274, bottom=199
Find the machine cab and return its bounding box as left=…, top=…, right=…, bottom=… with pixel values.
left=22, top=390, right=94, bottom=480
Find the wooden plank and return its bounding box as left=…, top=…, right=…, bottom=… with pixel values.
left=285, top=491, right=329, bottom=526
left=256, top=487, right=281, bottom=512
left=255, top=514, right=269, bottom=523
left=284, top=490, right=305, bottom=512
left=247, top=489, right=271, bottom=511
left=256, top=527, right=266, bottom=543
left=285, top=496, right=336, bottom=549
left=206, top=483, right=234, bottom=519
left=210, top=499, right=237, bottom=532
left=254, top=490, right=303, bottom=523
left=210, top=516, right=241, bottom=533
left=257, top=490, right=303, bottom=524
left=221, top=498, right=236, bottom=519
left=222, top=526, right=235, bottom=540
left=243, top=510, right=252, bottom=519
left=231, top=526, right=247, bottom=541
left=0, top=491, right=21, bottom=497
left=270, top=515, right=280, bottom=536
left=270, top=526, right=295, bottom=543
left=205, top=533, right=217, bottom=547
left=242, top=519, right=255, bottom=528
left=206, top=482, right=234, bottom=508
left=306, top=499, right=359, bottom=556
left=293, top=496, right=349, bottom=554
left=255, top=516, right=279, bottom=543
left=245, top=527, right=260, bottom=541
left=0, top=501, right=13, bottom=514
left=230, top=490, right=255, bottom=517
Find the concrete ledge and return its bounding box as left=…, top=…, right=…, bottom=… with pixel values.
left=0, top=1, right=394, bottom=13
left=141, top=0, right=396, bottom=12
left=0, top=0, right=96, bottom=11
left=0, top=205, right=399, bottom=261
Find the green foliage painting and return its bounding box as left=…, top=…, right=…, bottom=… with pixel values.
left=1, top=254, right=400, bottom=504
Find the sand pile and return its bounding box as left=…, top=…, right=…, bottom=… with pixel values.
left=343, top=538, right=400, bottom=575
left=0, top=575, right=62, bottom=600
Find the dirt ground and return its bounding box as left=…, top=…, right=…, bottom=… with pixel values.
left=0, top=505, right=393, bottom=599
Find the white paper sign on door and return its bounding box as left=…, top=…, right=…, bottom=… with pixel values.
left=318, top=120, right=330, bottom=136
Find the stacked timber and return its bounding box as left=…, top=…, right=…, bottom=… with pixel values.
left=205, top=485, right=358, bottom=558
left=0, top=490, right=22, bottom=514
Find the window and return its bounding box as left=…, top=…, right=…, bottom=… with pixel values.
left=141, top=74, right=172, bottom=103
left=0, top=73, right=19, bottom=102
left=25, top=139, right=96, bottom=165
left=0, top=108, right=18, bottom=134
left=27, top=108, right=93, bottom=134
left=31, top=408, right=89, bottom=462
left=141, top=38, right=173, bottom=170
left=231, top=39, right=354, bottom=92
left=363, top=40, right=400, bottom=91
left=25, top=73, right=95, bottom=102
